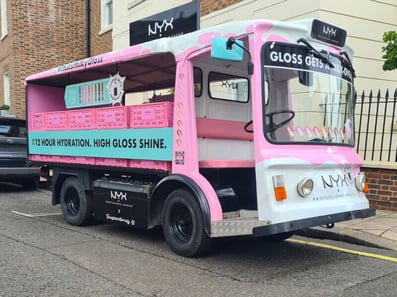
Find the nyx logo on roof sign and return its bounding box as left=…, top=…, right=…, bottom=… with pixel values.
left=311, top=19, right=346, bottom=47
left=148, top=18, right=174, bottom=37
left=129, top=1, right=199, bottom=46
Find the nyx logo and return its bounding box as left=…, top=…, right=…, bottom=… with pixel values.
left=110, top=190, right=127, bottom=201
left=322, top=26, right=337, bottom=37
left=221, top=81, right=239, bottom=90
left=321, top=169, right=353, bottom=189
left=148, top=18, right=174, bottom=37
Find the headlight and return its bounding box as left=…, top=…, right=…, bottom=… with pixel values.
left=355, top=173, right=368, bottom=192
left=297, top=178, right=314, bottom=197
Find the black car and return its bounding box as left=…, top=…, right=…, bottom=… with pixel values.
left=0, top=116, right=39, bottom=189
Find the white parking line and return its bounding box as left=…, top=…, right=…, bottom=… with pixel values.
left=11, top=210, right=62, bottom=218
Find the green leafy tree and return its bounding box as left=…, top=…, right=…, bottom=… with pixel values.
left=382, top=31, right=397, bottom=71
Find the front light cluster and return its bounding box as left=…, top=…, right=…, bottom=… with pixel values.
left=278, top=172, right=368, bottom=201
left=355, top=173, right=369, bottom=192
left=297, top=177, right=314, bottom=197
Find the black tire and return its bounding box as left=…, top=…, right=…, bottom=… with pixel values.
left=162, top=189, right=212, bottom=257
left=60, top=177, right=93, bottom=226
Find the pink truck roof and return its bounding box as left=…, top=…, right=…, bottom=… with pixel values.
left=26, top=18, right=350, bottom=84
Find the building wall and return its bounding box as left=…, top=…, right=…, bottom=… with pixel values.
left=364, top=167, right=397, bottom=211
left=0, top=0, right=13, bottom=111
left=201, top=0, right=397, bottom=94
left=0, top=1, right=87, bottom=117
left=0, top=0, right=111, bottom=118
left=200, top=0, right=241, bottom=15
left=1, top=0, right=395, bottom=117
left=90, top=0, right=112, bottom=56
left=114, top=0, right=397, bottom=93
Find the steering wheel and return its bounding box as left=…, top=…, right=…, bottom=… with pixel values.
left=244, top=110, right=295, bottom=133
left=244, top=120, right=254, bottom=133
left=265, top=110, right=295, bottom=133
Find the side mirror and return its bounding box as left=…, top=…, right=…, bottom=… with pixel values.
left=298, top=71, right=313, bottom=87
left=211, top=37, right=254, bottom=75
left=211, top=37, right=244, bottom=62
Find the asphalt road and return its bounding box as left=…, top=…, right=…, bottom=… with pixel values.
left=1, top=183, right=396, bottom=297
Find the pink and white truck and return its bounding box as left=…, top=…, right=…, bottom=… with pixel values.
left=26, top=18, right=374, bottom=257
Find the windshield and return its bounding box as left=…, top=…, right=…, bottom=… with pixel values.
left=262, top=42, right=354, bottom=146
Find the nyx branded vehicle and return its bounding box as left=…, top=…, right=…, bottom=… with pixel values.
left=26, top=18, right=374, bottom=257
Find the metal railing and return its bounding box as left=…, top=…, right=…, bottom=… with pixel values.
left=355, top=88, right=397, bottom=163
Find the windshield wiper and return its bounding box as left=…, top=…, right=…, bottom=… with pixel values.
left=340, top=51, right=356, bottom=78
left=297, top=38, right=335, bottom=68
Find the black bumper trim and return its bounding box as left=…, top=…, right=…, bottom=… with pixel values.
left=0, top=167, right=39, bottom=179
left=252, top=208, right=376, bottom=237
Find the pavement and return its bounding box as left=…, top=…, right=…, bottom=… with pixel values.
left=298, top=210, right=397, bottom=251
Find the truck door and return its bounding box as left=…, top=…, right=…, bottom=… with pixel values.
left=195, top=65, right=253, bottom=163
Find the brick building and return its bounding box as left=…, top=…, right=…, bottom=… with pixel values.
left=200, top=0, right=241, bottom=15
left=0, top=0, right=112, bottom=118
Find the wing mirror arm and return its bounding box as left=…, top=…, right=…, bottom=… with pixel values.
left=227, top=37, right=254, bottom=75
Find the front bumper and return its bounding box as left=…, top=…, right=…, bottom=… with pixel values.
left=252, top=208, right=376, bottom=237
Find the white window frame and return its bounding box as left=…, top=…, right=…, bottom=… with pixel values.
left=1, top=0, right=8, bottom=39
left=3, top=73, right=10, bottom=106
left=101, top=0, right=113, bottom=32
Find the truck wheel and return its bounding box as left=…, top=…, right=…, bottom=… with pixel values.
left=60, top=177, right=93, bottom=226
left=162, top=189, right=212, bottom=257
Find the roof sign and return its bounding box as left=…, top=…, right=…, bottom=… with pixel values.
left=129, top=1, right=200, bottom=46
left=311, top=19, right=347, bottom=47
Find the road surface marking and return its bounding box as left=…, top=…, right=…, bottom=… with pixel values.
left=287, top=238, right=397, bottom=263
left=11, top=210, right=62, bottom=218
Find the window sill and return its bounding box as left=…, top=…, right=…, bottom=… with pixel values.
left=1, top=33, right=8, bottom=41
left=99, top=25, right=113, bottom=36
